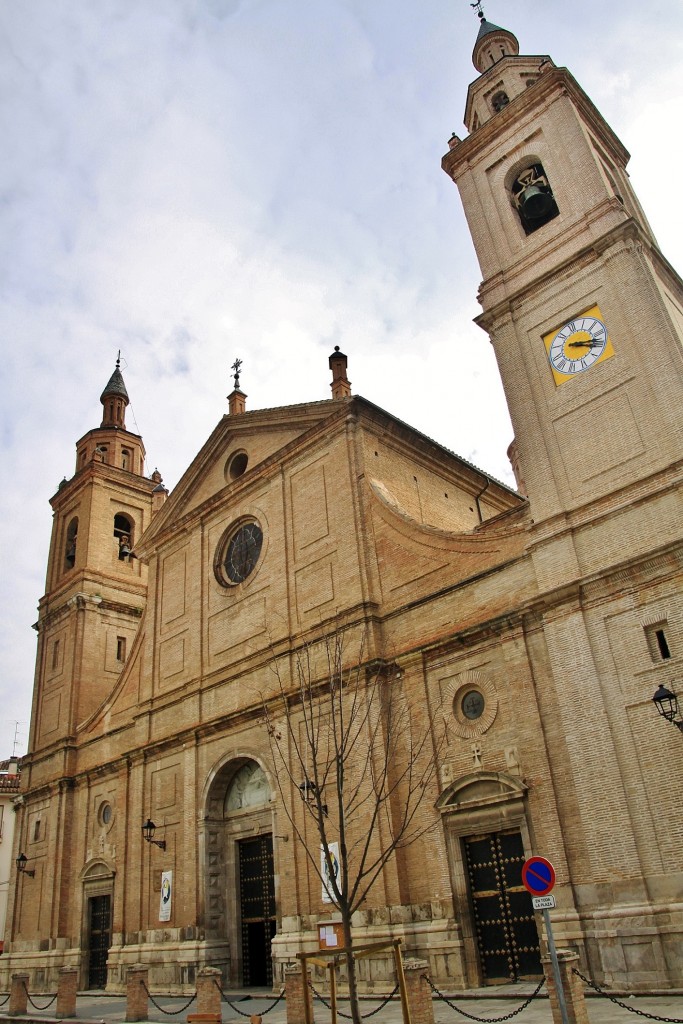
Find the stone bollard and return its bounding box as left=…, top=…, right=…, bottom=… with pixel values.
left=9, top=973, right=29, bottom=1017
left=125, top=964, right=149, bottom=1022
left=541, top=950, right=589, bottom=1024
left=188, top=966, right=222, bottom=1023
left=56, top=967, right=79, bottom=1018
left=285, top=963, right=314, bottom=1024
left=403, top=959, right=435, bottom=1024
left=8, top=970, right=29, bottom=1019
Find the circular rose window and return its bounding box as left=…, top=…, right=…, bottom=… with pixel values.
left=215, top=521, right=263, bottom=586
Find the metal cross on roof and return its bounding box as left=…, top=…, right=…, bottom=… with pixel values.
left=470, top=1, right=485, bottom=19
left=231, top=357, right=242, bottom=390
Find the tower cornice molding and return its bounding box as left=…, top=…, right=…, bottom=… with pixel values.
left=445, top=65, right=630, bottom=181
left=474, top=218, right=657, bottom=332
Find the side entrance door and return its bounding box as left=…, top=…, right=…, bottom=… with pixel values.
left=464, top=829, right=541, bottom=984
left=238, top=834, right=276, bottom=986
left=87, top=894, right=111, bottom=989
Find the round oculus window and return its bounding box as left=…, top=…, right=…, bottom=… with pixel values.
left=218, top=521, right=263, bottom=585
left=98, top=801, right=113, bottom=826
left=461, top=690, right=485, bottom=721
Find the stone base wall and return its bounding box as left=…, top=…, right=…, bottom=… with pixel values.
left=2, top=899, right=682, bottom=995
left=580, top=901, right=683, bottom=990
left=272, top=904, right=465, bottom=993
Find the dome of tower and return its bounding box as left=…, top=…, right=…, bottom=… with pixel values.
left=100, top=361, right=129, bottom=404
left=472, top=15, right=519, bottom=73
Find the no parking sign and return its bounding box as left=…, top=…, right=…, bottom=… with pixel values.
left=521, top=856, right=555, bottom=897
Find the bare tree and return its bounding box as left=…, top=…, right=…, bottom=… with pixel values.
left=262, top=626, right=442, bottom=1024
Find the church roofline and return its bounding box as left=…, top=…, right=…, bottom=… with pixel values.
left=134, top=392, right=521, bottom=559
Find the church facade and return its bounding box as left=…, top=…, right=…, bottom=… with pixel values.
left=3, top=16, right=682, bottom=995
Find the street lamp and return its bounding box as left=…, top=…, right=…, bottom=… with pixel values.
left=141, top=819, right=166, bottom=850
left=16, top=853, right=35, bottom=878
left=652, top=684, right=683, bottom=733
left=299, top=778, right=328, bottom=817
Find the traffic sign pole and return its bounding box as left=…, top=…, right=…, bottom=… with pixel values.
left=521, top=857, right=568, bottom=1024
left=543, top=906, right=569, bottom=1024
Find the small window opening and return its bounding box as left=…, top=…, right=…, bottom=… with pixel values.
left=116, top=636, right=127, bottom=662
left=655, top=629, right=671, bottom=660
left=645, top=622, right=673, bottom=662
left=33, top=819, right=41, bottom=842
left=122, top=448, right=131, bottom=471
left=51, top=640, right=60, bottom=670
left=491, top=91, right=510, bottom=113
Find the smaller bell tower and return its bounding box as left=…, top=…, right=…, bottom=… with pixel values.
left=29, top=359, right=159, bottom=754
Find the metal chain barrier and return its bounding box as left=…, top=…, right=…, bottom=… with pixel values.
left=141, top=980, right=197, bottom=1015
left=214, top=978, right=286, bottom=1017
left=572, top=969, right=683, bottom=1024
left=426, top=976, right=546, bottom=1022
left=0, top=993, right=10, bottom=1006
left=22, top=980, right=58, bottom=1010
left=309, top=980, right=400, bottom=1019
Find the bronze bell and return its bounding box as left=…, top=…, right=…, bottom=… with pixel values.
left=518, top=185, right=555, bottom=220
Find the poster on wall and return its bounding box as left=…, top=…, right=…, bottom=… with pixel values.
left=159, top=871, right=172, bottom=922
left=321, top=842, right=340, bottom=904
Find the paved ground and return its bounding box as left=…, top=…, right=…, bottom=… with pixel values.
left=2, top=984, right=683, bottom=1024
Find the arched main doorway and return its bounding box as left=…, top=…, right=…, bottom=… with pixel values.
left=203, top=758, right=276, bottom=987
left=437, top=772, right=542, bottom=987
left=80, top=860, right=115, bottom=990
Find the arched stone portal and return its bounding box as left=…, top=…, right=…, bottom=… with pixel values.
left=437, top=772, right=542, bottom=987
left=79, top=860, right=115, bottom=991
left=202, top=757, right=276, bottom=987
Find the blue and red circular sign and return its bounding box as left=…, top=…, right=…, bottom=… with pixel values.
left=521, top=857, right=556, bottom=896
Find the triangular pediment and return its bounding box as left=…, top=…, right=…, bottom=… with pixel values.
left=136, top=399, right=348, bottom=556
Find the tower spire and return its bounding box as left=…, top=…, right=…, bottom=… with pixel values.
left=100, top=354, right=130, bottom=429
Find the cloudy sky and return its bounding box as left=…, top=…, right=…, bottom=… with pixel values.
left=1, top=1, right=681, bottom=758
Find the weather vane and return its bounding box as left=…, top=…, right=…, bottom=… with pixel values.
left=470, top=0, right=485, bottom=19
left=231, top=357, right=243, bottom=390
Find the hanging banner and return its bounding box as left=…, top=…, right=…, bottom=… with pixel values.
left=321, top=842, right=340, bottom=904
left=159, top=870, right=172, bottom=922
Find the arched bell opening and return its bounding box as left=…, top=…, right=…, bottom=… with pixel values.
left=113, top=513, right=134, bottom=560
left=64, top=516, right=79, bottom=572
left=437, top=772, right=542, bottom=988
left=509, top=161, right=559, bottom=235
left=201, top=756, right=277, bottom=989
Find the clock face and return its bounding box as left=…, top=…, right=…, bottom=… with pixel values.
left=221, top=521, right=263, bottom=584
left=543, top=305, right=614, bottom=385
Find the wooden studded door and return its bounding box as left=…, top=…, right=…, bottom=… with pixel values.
left=238, top=834, right=276, bottom=986
left=87, top=894, right=111, bottom=989
left=464, top=830, right=541, bottom=984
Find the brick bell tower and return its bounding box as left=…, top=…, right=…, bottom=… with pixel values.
left=442, top=14, right=683, bottom=985
left=28, top=357, right=160, bottom=756
left=442, top=13, right=683, bottom=567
